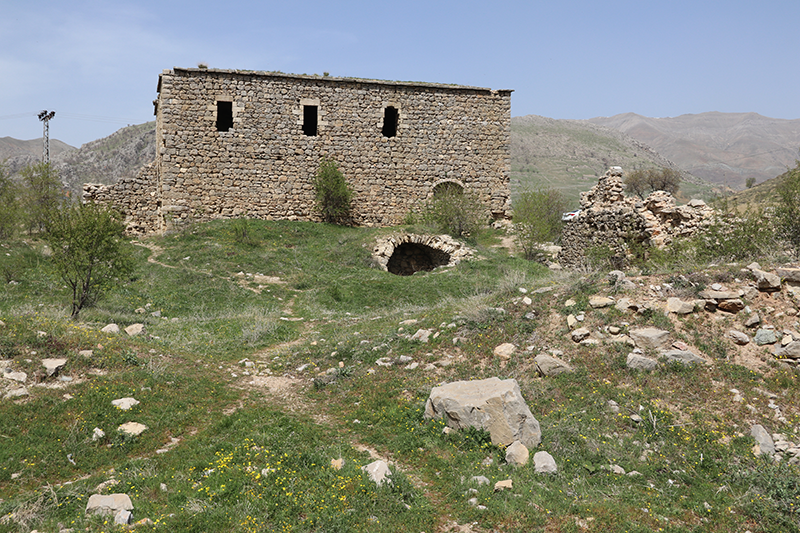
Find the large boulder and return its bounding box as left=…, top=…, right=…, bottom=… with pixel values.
left=424, top=377, right=541, bottom=448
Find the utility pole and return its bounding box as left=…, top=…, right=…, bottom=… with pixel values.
left=38, top=110, right=56, bottom=165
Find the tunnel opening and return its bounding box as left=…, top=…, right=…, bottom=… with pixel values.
left=386, top=242, right=452, bottom=276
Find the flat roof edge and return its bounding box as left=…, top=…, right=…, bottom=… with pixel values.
left=169, top=67, right=513, bottom=94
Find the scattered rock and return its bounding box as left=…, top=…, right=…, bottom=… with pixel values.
left=589, top=296, right=614, bottom=308
left=571, top=327, right=591, bottom=343
left=4, top=387, right=29, bottom=399
left=493, top=343, right=516, bottom=359
left=534, top=353, right=573, bottom=376
left=101, top=324, right=120, bottom=334
left=775, top=341, right=800, bottom=359
left=717, top=299, right=745, bottom=313
left=85, top=493, right=133, bottom=517
left=410, top=329, right=433, bottom=343
left=505, top=441, right=529, bottom=467
left=533, top=451, right=557, bottom=473
left=494, top=479, right=513, bottom=491
left=331, top=458, right=345, bottom=470
left=117, top=422, right=148, bottom=437
left=751, top=269, right=782, bottom=291
left=2, top=370, right=27, bottom=383
left=124, top=324, right=145, bottom=336
left=776, top=267, right=800, bottom=283
left=744, top=313, right=761, bottom=328
left=471, top=475, right=490, bottom=486
left=41, top=358, right=67, bottom=377
left=661, top=349, right=705, bottom=365
left=751, top=425, right=775, bottom=456
left=424, top=377, right=541, bottom=448
left=727, top=330, right=750, bottom=345
left=629, top=327, right=671, bottom=351
left=361, top=460, right=392, bottom=486
left=754, top=329, right=779, bottom=346
left=112, top=397, right=140, bottom=410
left=666, top=297, right=694, bottom=314
left=626, top=353, right=658, bottom=371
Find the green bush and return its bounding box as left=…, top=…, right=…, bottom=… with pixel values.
left=691, top=199, right=778, bottom=262
left=0, top=161, right=18, bottom=238
left=513, top=188, right=568, bottom=259
left=43, top=202, right=134, bottom=318
left=419, top=186, right=485, bottom=239
left=312, top=157, right=353, bottom=225
left=775, top=160, right=800, bottom=252
left=21, top=162, right=63, bottom=234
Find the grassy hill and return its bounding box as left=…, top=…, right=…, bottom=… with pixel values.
left=1, top=219, right=799, bottom=532
left=511, top=115, right=722, bottom=209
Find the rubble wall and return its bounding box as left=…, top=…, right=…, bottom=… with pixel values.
left=558, top=168, right=712, bottom=268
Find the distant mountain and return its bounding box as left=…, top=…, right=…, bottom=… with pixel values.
left=0, top=136, right=74, bottom=161
left=588, top=112, right=800, bottom=190
left=510, top=115, right=722, bottom=208
left=4, top=122, right=156, bottom=198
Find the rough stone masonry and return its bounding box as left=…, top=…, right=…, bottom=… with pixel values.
left=558, top=167, right=713, bottom=268
left=84, top=68, right=513, bottom=234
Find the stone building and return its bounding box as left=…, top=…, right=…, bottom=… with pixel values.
left=84, top=68, right=513, bottom=234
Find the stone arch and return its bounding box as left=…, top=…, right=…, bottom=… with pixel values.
left=372, top=234, right=474, bottom=276
left=430, top=179, right=466, bottom=199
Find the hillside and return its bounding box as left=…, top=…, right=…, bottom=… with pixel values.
left=588, top=112, right=800, bottom=190
left=4, top=122, right=155, bottom=198
left=510, top=115, right=722, bottom=208
left=1, top=220, right=799, bottom=532
left=0, top=136, right=74, bottom=162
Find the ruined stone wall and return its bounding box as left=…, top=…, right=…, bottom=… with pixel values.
left=114, top=68, right=512, bottom=231
left=83, top=162, right=161, bottom=235
left=558, top=168, right=713, bottom=268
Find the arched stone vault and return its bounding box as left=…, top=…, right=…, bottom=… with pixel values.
left=373, top=234, right=475, bottom=275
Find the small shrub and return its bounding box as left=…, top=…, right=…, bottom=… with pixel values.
left=691, top=199, right=778, bottom=262
left=513, top=188, right=568, bottom=259
left=775, top=160, right=800, bottom=252
left=0, top=161, right=19, bottom=238
left=419, top=187, right=485, bottom=239
left=43, top=202, right=134, bottom=319
left=312, top=157, right=353, bottom=225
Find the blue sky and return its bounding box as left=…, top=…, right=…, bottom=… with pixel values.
left=2, top=0, right=799, bottom=147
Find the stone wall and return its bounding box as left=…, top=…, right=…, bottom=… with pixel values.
left=558, top=167, right=713, bottom=268
left=89, top=68, right=512, bottom=233
left=83, top=162, right=161, bottom=235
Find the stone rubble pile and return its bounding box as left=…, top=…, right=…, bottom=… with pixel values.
left=558, top=167, right=713, bottom=268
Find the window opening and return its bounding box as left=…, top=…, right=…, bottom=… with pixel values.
left=303, top=105, right=318, bottom=136
left=216, top=101, right=233, bottom=132
left=382, top=106, right=398, bottom=137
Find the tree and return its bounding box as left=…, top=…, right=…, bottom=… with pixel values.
left=624, top=168, right=681, bottom=198
left=746, top=177, right=756, bottom=189
left=43, top=202, right=133, bottom=319
left=0, top=161, right=18, bottom=238
left=312, top=157, right=353, bottom=224
left=513, top=189, right=568, bottom=259
left=21, top=162, right=63, bottom=234
left=775, top=160, right=800, bottom=251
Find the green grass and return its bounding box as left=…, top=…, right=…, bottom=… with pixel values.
left=1, top=219, right=799, bottom=532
